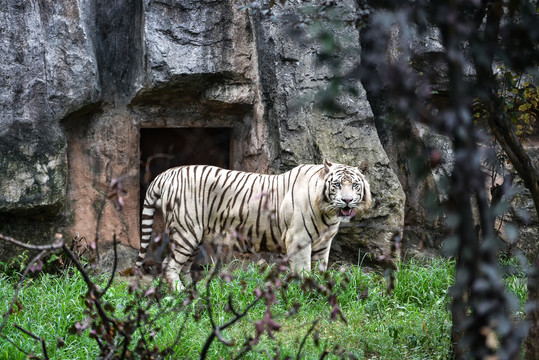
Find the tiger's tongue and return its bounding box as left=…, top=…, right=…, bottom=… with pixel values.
left=340, top=208, right=355, bottom=217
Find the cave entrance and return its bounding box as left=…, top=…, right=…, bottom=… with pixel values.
left=140, top=127, right=233, bottom=225
left=140, top=127, right=232, bottom=191
left=138, top=127, right=232, bottom=268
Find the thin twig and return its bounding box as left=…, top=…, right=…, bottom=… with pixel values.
left=296, top=319, right=319, bottom=360
left=199, top=257, right=262, bottom=359
left=199, top=295, right=262, bottom=359
left=0, top=233, right=64, bottom=359
left=101, top=234, right=118, bottom=294
left=13, top=324, right=49, bottom=360
left=0, top=334, right=30, bottom=357
left=0, top=233, right=63, bottom=251
left=319, top=348, right=330, bottom=360
left=61, top=244, right=114, bottom=335
left=227, top=294, right=242, bottom=317
left=231, top=345, right=252, bottom=360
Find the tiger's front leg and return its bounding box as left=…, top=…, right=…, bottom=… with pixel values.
left=310, top=228, right=339, bottom=272
left=283, top=230, right=312, bottom=275
left=310, top=245, right=331, bottom=272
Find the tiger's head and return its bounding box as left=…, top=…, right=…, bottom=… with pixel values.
left=321, top=159, right=372, bottom=222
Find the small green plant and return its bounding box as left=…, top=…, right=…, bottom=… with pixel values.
left=499, top=255, right=529, bottom=313
left=0, top=250, right=29, bottom=277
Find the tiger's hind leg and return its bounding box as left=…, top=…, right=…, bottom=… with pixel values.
left=162, top=255, right=183, bottom=291
left=162, top=230, right=201, bottom=291
left=178, top=247, right=203, bottom=284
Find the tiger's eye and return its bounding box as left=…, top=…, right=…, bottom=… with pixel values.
left=352, top=183, right=359, bottom=189
left=333, top=182, right=341, bottom=189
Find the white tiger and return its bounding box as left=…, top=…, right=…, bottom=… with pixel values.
left=136, top=160, right=371, bottom=290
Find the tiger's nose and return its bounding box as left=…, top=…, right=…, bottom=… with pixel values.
left=343, top=198, right=353, bottom=204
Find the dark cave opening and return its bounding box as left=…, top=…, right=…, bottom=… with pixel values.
left=138, top=127, right=233, bottom=268
left=139, top=127, right=232, bottom=223
left=140, top=127, right=232, bottom=189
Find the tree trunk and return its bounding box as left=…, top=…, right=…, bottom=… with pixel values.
left=524, top=254, right=539, bottom=360
left=485, top=101, right=539, bottom=360
left=469, top=2, right=539, bottom=355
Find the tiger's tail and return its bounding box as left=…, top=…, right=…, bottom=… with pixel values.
left=135, top=182, right=161, bottom=268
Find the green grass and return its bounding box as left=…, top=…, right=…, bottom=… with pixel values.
left=0, top=258, right=490, bottom=359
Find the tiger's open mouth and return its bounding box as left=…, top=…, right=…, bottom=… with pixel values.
left=338, top=207, right=357, bottom=218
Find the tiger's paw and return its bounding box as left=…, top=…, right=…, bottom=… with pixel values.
left=173, top=279, right=185, bottom=292
left=165, top=277, right=185, bottom=292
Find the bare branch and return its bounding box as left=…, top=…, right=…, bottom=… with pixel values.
left=61, top=244, right=116, bottom=336
left=13, top=324, right=50, bottom=360
left=296, top=319, right=319, bottom=360
left=199, top=260, right=262, bottom=359
left=0, top=233, right=64, bottom=251
left=0, top=334, right=31, bottom=358
left=101, top=234, right=119, bottom=294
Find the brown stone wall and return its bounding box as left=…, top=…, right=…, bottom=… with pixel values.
left=64, top=108, right=140, bottom=248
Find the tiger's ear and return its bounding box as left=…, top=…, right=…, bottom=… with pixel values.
left=362, top=177, right=372, bottom=210
left=323, top=159, right=333, bottom=173
left=358, top=161, right=369, bottom=174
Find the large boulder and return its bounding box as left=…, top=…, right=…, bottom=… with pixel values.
left=359, top=21, right=455, bottom=255
left=252, top=1, right=405, bottom=264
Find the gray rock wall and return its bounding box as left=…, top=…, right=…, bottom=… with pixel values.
left=0, top=0, right=99, bottom=255
left=252, top=2, right=405, bottom=263
left=0, top=0, right=405, bottom=267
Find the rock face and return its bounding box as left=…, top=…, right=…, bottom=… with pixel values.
left=0, top=0, right=99, bottom=256
left=0, top=0, right=405, bottom=268
left=360, top=22, right=455, bottom=255
left=252, top=2, right=405, bottom=263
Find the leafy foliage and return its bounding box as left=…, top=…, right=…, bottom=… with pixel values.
left=474, top=65, right=539, bottom=142
left=1, top=1, right=538, bottom=359
left=0, top=257, right=458, bottom=360
left=499, top=69, right=539, bottom=140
